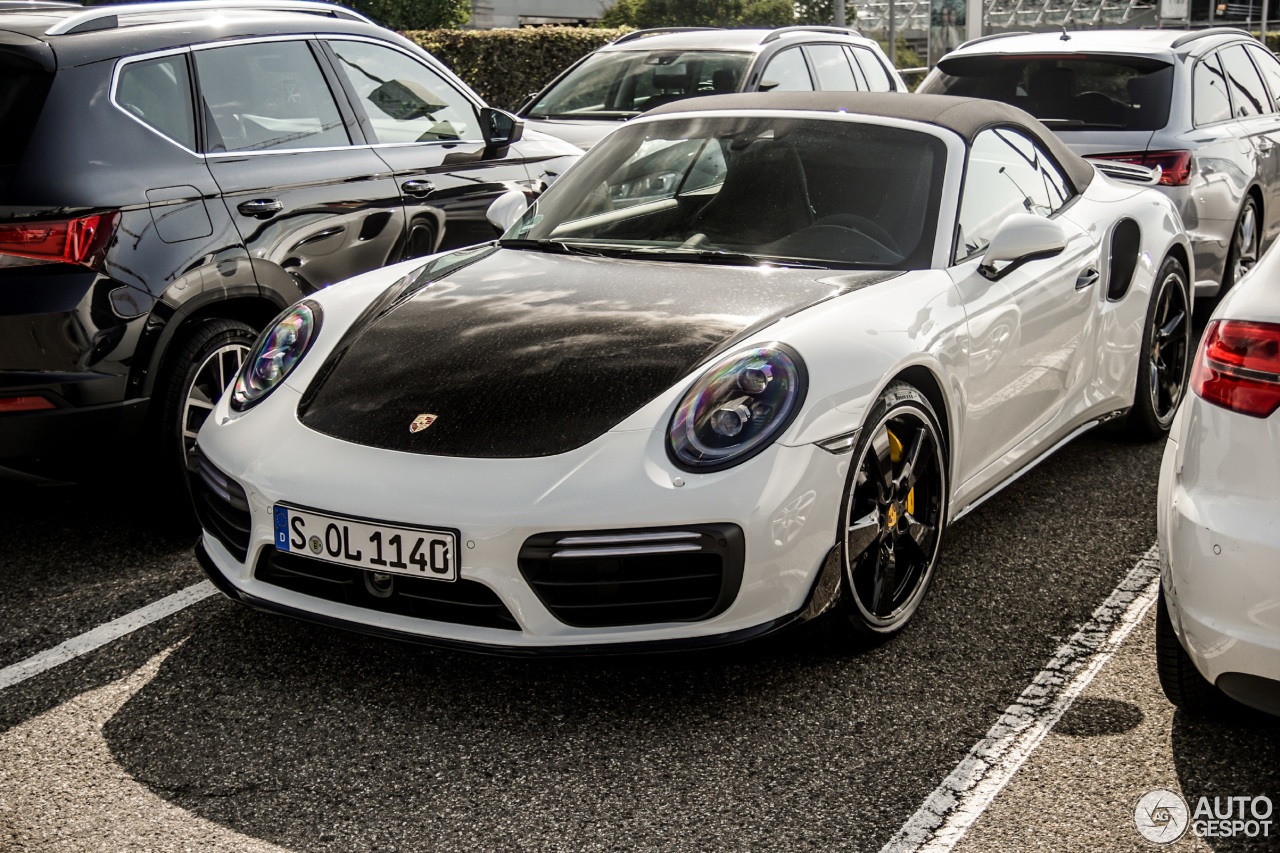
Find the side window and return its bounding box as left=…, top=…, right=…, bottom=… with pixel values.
left=328, top=40, right=478, bottom=143
left=1246, top=44, right=1280, bottom=112
left=116, top=54, right=197, bottom=150
left=1220, top=44, right=1272, bottom=118
left=195, top=41, right=349, bottom=153
left=850, top=46, right=895, bottom=92
left=1194, top=53, right=1233, bottom=126
left=760, top=48, right=813, bottom=92
left=957, top=127, right=1072, bottom=261
left=808, top=44, right=859, bottom=91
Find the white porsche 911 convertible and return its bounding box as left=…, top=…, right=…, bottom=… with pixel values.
left=192, top=93, right=1192, bottom=654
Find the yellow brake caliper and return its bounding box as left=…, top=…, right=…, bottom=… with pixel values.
left=886, top=428, right=914, bottom=516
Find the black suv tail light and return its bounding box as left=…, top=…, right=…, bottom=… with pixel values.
left=0, top=211, right=119, bottom=269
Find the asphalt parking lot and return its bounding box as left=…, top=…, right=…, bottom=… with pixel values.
left=1, top=430, right=1276, bottom=852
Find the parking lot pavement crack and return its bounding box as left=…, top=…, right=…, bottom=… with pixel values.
left=0, top=642, right=295, bottom=852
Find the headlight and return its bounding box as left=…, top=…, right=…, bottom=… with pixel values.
left=231, top=300, right=321, bottom=411
left=668, top=344, right=806, bottom=472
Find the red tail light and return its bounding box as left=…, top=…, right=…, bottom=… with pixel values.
left=0, top=395, right=56, bottom=414
left=1090, top=150, right=1192, bottom=186
left=0, top=211, right=119, bottom=269
left=1191, top=320, right=1280, bottom=418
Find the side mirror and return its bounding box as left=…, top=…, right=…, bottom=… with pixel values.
left=481, top=107, right=524, bottom=147
left=486, top=189, right=529, bottom=233
left=978, top=214, right=1066, bottom=281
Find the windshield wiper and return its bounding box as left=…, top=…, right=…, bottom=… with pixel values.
left=612, top=247, right=832, bottom=269
left=498, top=238, right=611, bottom=257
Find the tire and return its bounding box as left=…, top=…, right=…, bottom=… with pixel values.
left=154, top=318, right=256, bottom=479
left=839, top=382, right=949, bottom=638
left=1155, top=583, right=1224, bottom=715
left=1202, top=195, right=1260, bottom=320
left=1124, top=255, right=1191, bottom=440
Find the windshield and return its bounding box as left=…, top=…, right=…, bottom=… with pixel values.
left=527, top=50, right=751, bottom=119
left=920, top=56, right=1174, bottom=131
left=504, top=115, right=947, bottom=270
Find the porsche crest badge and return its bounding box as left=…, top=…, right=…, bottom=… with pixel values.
left=409, top=414, right=437, bottom=433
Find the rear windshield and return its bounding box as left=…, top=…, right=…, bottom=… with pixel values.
left=527, top=49, right=752, bottom=120
left=920, top=55, right=1174, bottom=131
left=0, top=61, right=53, bottom=184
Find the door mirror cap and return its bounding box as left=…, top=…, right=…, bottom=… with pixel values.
left=481, top=107, right=525, bottom=147
left=487, top=189, right=529, bottom=233
left=978, top=213, right=1067, bottom=281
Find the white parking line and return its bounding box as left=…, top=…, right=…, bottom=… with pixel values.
left=880, top=544, right=1162, bottom=853
left=0, top=581, right=215, bottom=692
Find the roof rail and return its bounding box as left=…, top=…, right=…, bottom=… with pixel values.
left=760, top=25, right=860, bottom=44
left=45, top=0, right=371, bottom=35
left=954, top=30, right=1031, bottom=50
left=610, top=27, right=719, bottom=46
left=0, top=1, right=81, bottom=9
left=1170, top=26, right=1251, bottom=48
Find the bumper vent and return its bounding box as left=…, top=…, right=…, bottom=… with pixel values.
left=255, top=550, right=518, bottom=631
left=190, top=449, right=251, bottom=562
left=517, top=524, right=745, bottom=628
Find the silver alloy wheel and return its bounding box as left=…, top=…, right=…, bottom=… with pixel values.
left=182, top=341, right=249, bottom=464
left=843, top=394, right=947, bottom=631
left=1232, top=200, right=1259, bottom=285
left=1147, top=267, right=1191, bottom=426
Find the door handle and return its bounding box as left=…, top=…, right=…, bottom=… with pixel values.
left=237, top=198, right=283, bottom=218
left=1075, top=267, right=1100, bottom=291
left=401, top=179, right=436, bottom=197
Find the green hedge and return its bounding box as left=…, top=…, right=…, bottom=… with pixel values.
left=404, top=27, right=630, bottom=111
left=403, top=27, right=925, bottom=111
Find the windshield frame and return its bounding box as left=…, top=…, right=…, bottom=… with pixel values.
left=504, top=109, right=966, bottom=272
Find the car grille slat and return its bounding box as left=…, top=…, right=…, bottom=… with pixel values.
left=256, top=550, right=518, bottom=631
left=189, top=449, right=251, bottom=562
left=518, top=524, right=744, bottom=628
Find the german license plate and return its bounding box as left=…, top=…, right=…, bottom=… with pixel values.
left=273, top=505, right=458, bottom=582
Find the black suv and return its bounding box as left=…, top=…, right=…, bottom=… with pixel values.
left=0, top=0, right=578, bottom=483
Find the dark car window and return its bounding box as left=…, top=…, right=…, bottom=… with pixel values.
left=1194, top=53, right=1233, bottom=126
left=1220, top=44, right=1273, bottom=117
left=527, top=50, right=751, bottom=118
left=849, top=46, right=895, bottom=92
left=328, top=40, right=477, bottom=143
left=116, top=55, right=197, bottom=151
left=760, top=48, right=814, bottom=92
left=958, top=127, right=1071, bottom=262
left=922, top=55, right=1173, bottom=130
left=195, top=40, right=349, bottom=153
left=1246, top=43, right=1280, bottom=111
left=0, top=61, right=52, bottom=187
left=509, top=115, right=946, bottom=270
left=809, top=44, right=860, bottom=91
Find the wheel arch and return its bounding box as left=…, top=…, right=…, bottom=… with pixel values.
left=137, top=294, right=283, bottom=399
left=888, top=363, right=953, bottom=474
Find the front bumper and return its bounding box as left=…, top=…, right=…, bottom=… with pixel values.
left=1158, top=400, right=1280, bottom=713
left=193, top=386, right=851, bottom=651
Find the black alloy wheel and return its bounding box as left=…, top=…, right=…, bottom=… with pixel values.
left=1127, top=256, right=1191, bottom=440
left=842, top=382, right=948, bottom=637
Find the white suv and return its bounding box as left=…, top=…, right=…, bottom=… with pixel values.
left=517, top=26, right=907, bottom=150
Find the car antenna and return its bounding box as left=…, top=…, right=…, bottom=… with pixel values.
left=1060, top=26, right=1071, bottom=41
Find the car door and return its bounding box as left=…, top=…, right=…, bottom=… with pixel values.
left=195, top=37, right=408, bottom=297
left=1217, top=43, right=1280, bottom=245
left=1244, top=42, right=1280, bottom=247
left=322, top=37, right=535, bottom=253
left=949, top=127, right=1099, bottom=491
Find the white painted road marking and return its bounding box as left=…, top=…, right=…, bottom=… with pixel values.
left=0, top=580, right=215, bottom=692
left=881, top=544, right=1162, bottom=853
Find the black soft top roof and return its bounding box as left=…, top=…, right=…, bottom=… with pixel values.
left=646, top=91, right=1094, bottom=192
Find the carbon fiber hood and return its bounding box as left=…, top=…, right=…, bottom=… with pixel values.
left=298, top=247, right=899, bottom=458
